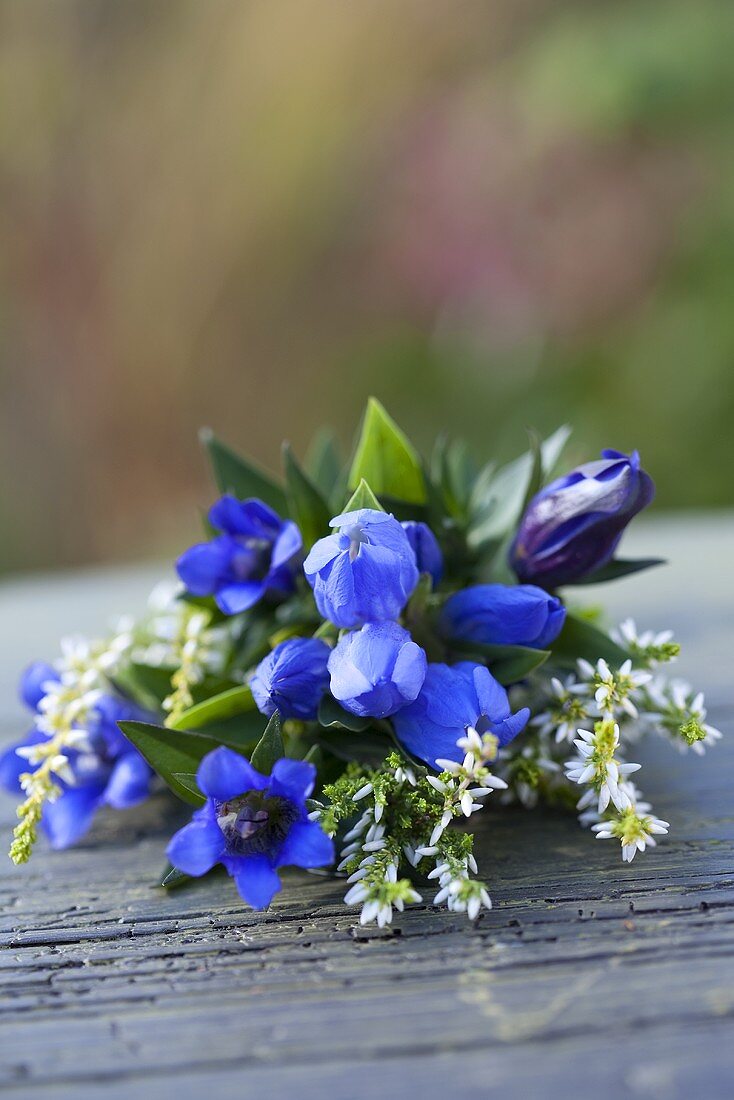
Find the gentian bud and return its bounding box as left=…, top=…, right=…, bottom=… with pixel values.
left=402, top=521, right=443, bottom=585
left=250, top=638, right=331, bottom=721
left=510, top=450, right=654, bottom=588
left=392, top=662, right=530, bottom=766
left=439, top=584, right=566, bottom=650
left=328, top=622, right=427, bottom=719
left=176, top=496, right=303, bottom=616
left=303, top=508, right=419, bottom=628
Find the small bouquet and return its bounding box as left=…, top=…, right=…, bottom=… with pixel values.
left=3, top=399, right=720, bottom=925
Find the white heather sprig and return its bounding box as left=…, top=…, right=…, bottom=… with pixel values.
left=134, top=582, right=232, bottom=723
left=572, top=658, right=652, bottom=720
left=592, top=795, right=670, bottom=863
left=611, top=618, right=681, bottom=668
left=532, top=674, right=595, bottom=744
left=563, top=719, right=641, bottom=814
left=640, top=677, right=722, bottom=755
left=9, top=632, right=126, bottom=865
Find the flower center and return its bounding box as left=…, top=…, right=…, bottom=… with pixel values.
left=343, top=524, right=369, bottom=562
left=232, top=537, right=272, bottom=581
left=215, top=793, right=298, bottom=857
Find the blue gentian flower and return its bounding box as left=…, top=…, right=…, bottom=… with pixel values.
left=510, top=450, right=654, bottom=588
left=177, top=496, right=303, bottom=616
left=439, top=584, right=566, bottom=650
left=392, top=662, right=530, bottom=767
left=166, top=747, right=334, bottom=909
left=0, top=680, right=155, bottom=849
left=328, top=622, right=427, bottom=719
left=402, top=521, right=443, bottom=586
left=250, top=638, right=331, bottom=721
left=303, top=508, right=419, bottom=628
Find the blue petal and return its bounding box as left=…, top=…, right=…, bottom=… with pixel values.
left=209, top=496, right=282, bottom=538
left=268, top=758, right=315, bottom=804
left=42, top=787, right=102, bottom=849
left=197, top=746, right=267, bottom=801
left=19, top=661, right=58, bottom=711
left=176, top=539, right=230, bottom=596
left=232, top=854, right=281, bottom=909
left=276, top=820, right=334, bottom=869
left=216, top=580, right=266, bottom=615
left=490, top=706, right=531, bottom=747
left=303, top=533, right=341, bottom=575
left=270, top=520, right=303, bottom=571
left=0, top=731, right=46, bottom=793
left=104, top=752, right=152, bottom=809
left=166, top=807, right=225, bottom=876
left=472, top=666, right=510, bottom=722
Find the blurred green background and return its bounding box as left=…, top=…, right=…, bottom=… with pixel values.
left=2, top=0, right=733, bottom=576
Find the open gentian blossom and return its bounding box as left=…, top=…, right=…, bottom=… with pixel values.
left=304, top=508, right=419, bottom=628
left=401, top=521, right=443, bottom=586
left=167, top=747, right=334, bottom=909
left=440, top=584, right=566, bottom=650
left=510, top=450, right=654, bottom=588
left=328, top=622, right=427, bottom=719
left=177, top=496, right=303, bottom=615
left=250, top=638, right=331, bottom=721
left=0, top=671, right=154, bottom=849
left=392, top=662, right=530, bottom=766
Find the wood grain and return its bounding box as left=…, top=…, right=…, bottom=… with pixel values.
left=0, top=522, right=732, bottom=1099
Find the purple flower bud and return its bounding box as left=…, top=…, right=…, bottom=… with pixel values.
left=509, top=450, right=654, bottom=588
left=440, top=584, right=566, bottom=649
left=328, top=622, right=427, bottom=719
left=250, top=638, right=331, bottom=721
left=303, top=508, right=419, bottom=629
left=402, top=521, right=443, bottom=585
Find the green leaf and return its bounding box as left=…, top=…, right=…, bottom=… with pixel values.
left=171, top=772, right=205, bottom=804
left=468, top=425, right=571, bottom=550
left=119, top=719, right=260, bottom=804
left=565, top=558, right=666, bottom=585
left=250, top=711, right=285, bottom=773
left=343, top=478, right=384, bottom=513
left=317, top=694, right=372, bottom=732
left=348, top=397, right=426, bottom=504
left=166, top=685, right=256, bottom=732
left=118, top=721, right=219, bottom=804
left=449, top=640, right=550, bottom=685
left=305, top=429, right=343, bottom=499
left=200, top=427, right=287, bottom=514
left=552, top=613, right=630, bottom=668
left=282, top=442, right=331, bottom=548
left=160, top=863, right=193, bottom=889
left=316, top=727, right=395, bottom=765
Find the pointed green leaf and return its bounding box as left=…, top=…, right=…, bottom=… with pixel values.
left=566, top=558, right=666, bottom=585
left=200, top=427, right=287, bottom=513
left=317, top=694, right=372, bottom=732
left=348, top=398, right=426, bottom=504
left=166, top=685, right=256, bottom=732
left=250, top=711, right=285, bottom=773
left=160, top=864, right=193, bottom=889
left=552, top=614, right=630, bottom=668
left=282, top=442, right=331, bottom=548
left=171, top=772, right=205, bottom=805
left=305, top=428, right=343, bottom=499
left=343, top=478, right=384, bottom=513
left=119, top=720, right=260, bottom=804
left=468, top=425, right=571, bottom=550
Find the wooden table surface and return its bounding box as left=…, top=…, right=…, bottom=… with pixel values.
left=1, top=515, right=732, bottom=1099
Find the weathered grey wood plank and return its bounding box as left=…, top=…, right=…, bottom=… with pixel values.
left=0, top=517, right=732, bottom=1099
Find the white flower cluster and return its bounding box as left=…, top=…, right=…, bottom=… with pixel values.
left=326, top=734, right=506, bottom=927
left=134, top=581, right=233, bottom=721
